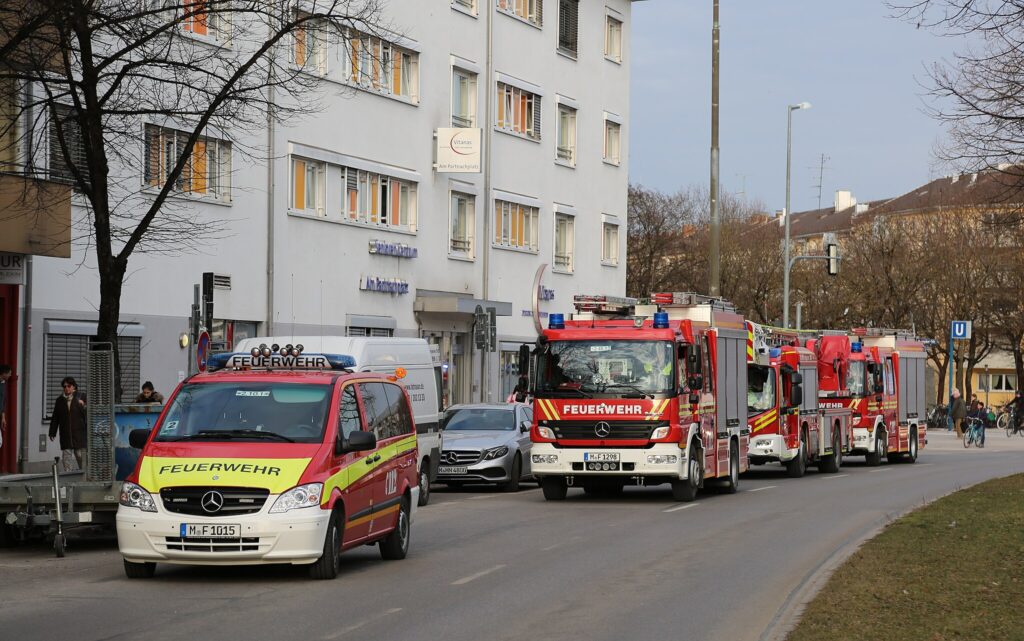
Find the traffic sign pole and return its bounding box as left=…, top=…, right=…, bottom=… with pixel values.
left=948, top=321, right=972, bottom=430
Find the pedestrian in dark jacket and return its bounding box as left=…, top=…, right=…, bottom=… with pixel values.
left=950, top=389, right=966, bottom=438
left=49, top=377, right=87, bottom=471
left=134, top=381, right=164, bottom=404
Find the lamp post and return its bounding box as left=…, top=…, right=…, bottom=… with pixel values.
left=782, top=101, right=811, bottom=329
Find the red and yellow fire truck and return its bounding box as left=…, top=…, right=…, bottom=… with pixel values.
left=816, top=328, right=927, bottom=464
left=527, top=293, right=749, bottom=502
left=745, top=322, right=852, bottom=476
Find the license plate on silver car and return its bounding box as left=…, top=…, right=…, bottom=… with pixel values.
left=180, top=523, right=240, bottom=538
left=583, top=452, right=620, bottom=462
left=438, top=466, right=468, bottom=475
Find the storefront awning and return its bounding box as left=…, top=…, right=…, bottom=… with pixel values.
left=414, top=290, right=512, bottom=317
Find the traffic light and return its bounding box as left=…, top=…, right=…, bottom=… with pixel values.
left=202, top=272, right=215, bottom=329
left=827, top=243, right=840, bottom=276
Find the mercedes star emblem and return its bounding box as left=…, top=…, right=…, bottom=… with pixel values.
left=442, top=451, right=459, bottom=465
left=594, top=422, right=612, bottom=438
left=201, top=490, right=225, bottom=514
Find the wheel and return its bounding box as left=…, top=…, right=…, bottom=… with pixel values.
left=906, top=428, right=918, bottom=463
left=501, top=454, right=522, bottom=493
left=379, top=496, right=411, bottom=561
left=720, top=442, right=739, bottom=494
left=540, top=477, right=568, bottom=501
left=417, top=460, right=430, bottom=507
left=309, top=509, right=343, bottom=579
left=123, top=559, right=156, bottom=579
left=962, top=429, right=972, bottom=449
left=0, top=516, right=17, bottom=548
left=865, top=430, right=883, bottom=466
left=997, top=412, right=1009, bottom=432
left=785, top=433, right=807, bottom=478
left=671, top=448, right=702, bottom=502
left=820, top=429, right=841, bottom=474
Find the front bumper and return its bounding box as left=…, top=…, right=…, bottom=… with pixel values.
left=748, top=434, right=797, bottom=463
left=436, top=454, right=514, bottom=484
left=529, top=443, right=687, bottom=480
left=849, top=427, right=875, bottom=454
left=116, top=501, right=330, bottom=566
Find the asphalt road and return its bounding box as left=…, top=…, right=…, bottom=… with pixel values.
left=1, top=430, right=1022, bottom=641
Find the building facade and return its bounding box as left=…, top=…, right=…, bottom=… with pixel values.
left=5, top=0, right=632, bottom=471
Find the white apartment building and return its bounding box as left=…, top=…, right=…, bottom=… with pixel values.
left=4, top=0, right=632, bottom=471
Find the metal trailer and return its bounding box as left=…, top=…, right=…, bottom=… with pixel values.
left=0, top=343, right=122, bottom=556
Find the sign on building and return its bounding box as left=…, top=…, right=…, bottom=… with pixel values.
left=0, top=253, right=25, bottom=285
left=435, top=128, right=481, bottom=173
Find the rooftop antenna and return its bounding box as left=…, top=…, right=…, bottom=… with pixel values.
left=811, top=153, right=830, bottom=209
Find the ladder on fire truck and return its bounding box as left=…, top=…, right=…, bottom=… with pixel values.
left=851, top=327, right=918, bottom=340
left=572, top=292, right=739, bottom=318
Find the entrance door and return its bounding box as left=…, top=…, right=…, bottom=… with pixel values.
left=424, top=331, right=471, bottom=407
left=0, top=285, right=18, bottom=473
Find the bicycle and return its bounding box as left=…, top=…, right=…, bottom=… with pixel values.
left=1002, top=408, right=1024, bottom=437
left=963, top=417, right=985, bottom=448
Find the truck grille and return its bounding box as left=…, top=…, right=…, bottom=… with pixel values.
left=548, top=421, right=664, bottom=441
left=439, top=450, right=481, bottom=465
left=160, top=487, right=270, bottom=517
left=164, top=536, right=261, bottom=552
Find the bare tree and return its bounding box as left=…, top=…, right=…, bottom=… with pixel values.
left=0, top=0, right=388, bottom=393
left=626, top=184, right=696, bottom=297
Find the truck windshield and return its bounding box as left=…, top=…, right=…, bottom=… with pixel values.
left=536, top=340, right=675, bottom=396
left=747, top=364, right=776, bottom=414
left=847, top=361, right=866, bottom=396
left=153, top=383, right=332, bottom=444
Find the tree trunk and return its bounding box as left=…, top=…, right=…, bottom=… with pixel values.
left=96, top=258, right=126, bottom=402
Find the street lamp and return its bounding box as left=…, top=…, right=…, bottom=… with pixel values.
left=782, top=101, right=811, bottom=329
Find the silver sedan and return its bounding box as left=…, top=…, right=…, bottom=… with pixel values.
left=437, top=403, right=533, bottom=491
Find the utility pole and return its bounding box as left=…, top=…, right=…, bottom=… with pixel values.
left=782, top=102, right=811, bottom=329
left=709, top=0, right=721, bottom=297
left=813, top=154, right=829, bottom=210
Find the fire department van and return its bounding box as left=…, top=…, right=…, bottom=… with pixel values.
left=116, top=348, right=419, bottom=580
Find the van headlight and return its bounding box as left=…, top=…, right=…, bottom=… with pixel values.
left=483, top=446, right=509, bottom=460
left=269, top=483, right=323, bottom=514
left=119, top=482, right=157, bottom=512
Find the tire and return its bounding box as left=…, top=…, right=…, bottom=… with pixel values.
left=309, top=509, right=343, bottom=580
left=540, top=477, right=568, bottom=501
left=962, top=429, right=972, bottom=449
left=785, top=432, right=807, bottom=478
left=997, top=412, right=1009, bottom=432
left=123, top=559, right=156, bottom=579
left=417, top=461, right=430, bottom=507
left=379, top=496, right=411, bottom=561
left=0, top=516, right=17, bottom=548
left=501, top=454, right=522, bottom=493
left=53, top=533, right=66, bottom=558
left=865, top=430, right=884, bottom=466
left=671, top=447, right=702, bottom=502
left=720, top=442, right=740, bottom=494
left=906, top=428, right=918, bottom=463
left=820, top=429, right=841, bottom=474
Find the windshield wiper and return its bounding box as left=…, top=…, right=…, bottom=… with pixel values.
left=164, top=429, right=295, bottom=443
left=543, top=387, right=593, bottom=398
left=605, top=384, right=654, bottom=399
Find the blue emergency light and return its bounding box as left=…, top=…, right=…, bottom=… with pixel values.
left=851, top=342, right=863, bottom=353
left=206, top=352, right=356, bottom=372
left=652, top=312, right=670, bottom=328
left=549, top=313, right=566, bottom=329
left=769, top=347, right=782, bottom=359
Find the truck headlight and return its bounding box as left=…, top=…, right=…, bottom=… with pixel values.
left=483, top=446, right=509, bottom=460
left=537, top=426, right=555, bottom=439
left=532, top=454, right=559, bottom=464
left=651, top=426, right=671, bottom=440
left=269, top=483, right=323, bottom=514
left=119, top=482, right=157, bottom=512
left=646, top=454, right=678, bottom=465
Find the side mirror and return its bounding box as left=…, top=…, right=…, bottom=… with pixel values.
left=874, top=382, right=884, bottom=394
left=129, top=428, right=151, bottom=449
left=518, top=344, right=531, bottom=377
left=520, top=421, right=530, bottom=433
left=790, top=384, right=804, bottom=408
left=687, top=374, right=703, bottom=391
left=789, top=371, right=803, bottom=385
left=344, top=431, right=377, bottom=453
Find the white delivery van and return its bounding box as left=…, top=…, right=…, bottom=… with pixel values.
left=235, top=336, right=442, bottom=506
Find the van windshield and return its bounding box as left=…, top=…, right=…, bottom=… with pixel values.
left=154, top=383, right=332, bottom=443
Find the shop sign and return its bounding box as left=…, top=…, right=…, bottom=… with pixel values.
left=538, top=286, right=555, bottom=301
left=368, top=240, right=418, bottom=258
left=435, top=128, right=482, bottom=173
left=0, top=253, right=25, bottom=285
left=360, top=276, right=410, bottom=295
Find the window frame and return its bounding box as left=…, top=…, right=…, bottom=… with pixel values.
left=290, top=155, right=326, bottom=216
left=340, top=165, right=417, bottom=232
left=144, top=123, right=232, bottom=202
left=553, top=211, right=575, bottom=273
left=557, top=0, right=580, bottom=58
left=452, top=68, right=478, bottom=128
left=496, top=0, right=542, bottom=27
left=342, top=29, right=420, bottom=104
left=603, top=119, right=621, bottom=165
left=604, top=14, right=623, bottom=63
left=292, top=11, right=327, bottom=74
left=452, top=0, right=478, bottom=16
left=494, top=199, right=540, bottom=253
left=496, top=81, right=541, bottom=141
left=601, top=221, right=620, bottom=266
left=556, top=103, right=577, bottom=167
left=449, top=191, right=476, bottom=260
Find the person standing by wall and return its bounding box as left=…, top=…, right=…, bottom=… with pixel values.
left=49, top=377, right=88, bottom=471
left=950, top=388, right=966, bottom=439
left=0, top=364, right=11, bottom=451
left=134, top=381, right=164, bottom=404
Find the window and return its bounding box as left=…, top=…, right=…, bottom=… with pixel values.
left=497, top=82, right=541, bottom=140
left=494, top=199, right=539, bottom=251
left=346, top=326, right=394, bottom=337
left=556, top=104, right=576, bottom=165
left=290, top=156, right=325, bottom=215
left=48, top=104, right=87, bottom=185
left=602, top=222, right=619, bottom=265
left=145, top=124, right=231, bottom=200
left=884, top=358, right=895, bottom=396
left=558, top=0, right=579, bottom=56
left=747, top=365, right=777, bottom=415
left=497, top=0, right=542, bottom=26
left=603, top=119, right=621, bottom=165
left=605, top=15, right=623, bottom=62
left=341, top=166, right=416, bottom=231
left=450, top=191, right=475, bottom=258
left=452, top=69, right=478, bottom=127
left=293, top=12, right=326, bottom=74
left=44, top=333, right=141, bottom=415
left=181, top=0, right=227, bottom=40
left=359, top=382, right=413, bottom=441
left=343, top=30, right=419, bottom=102
left=0, top=77, right=18, bottom=171
left=989, top=374, right=1017, bottom=391
left=554, top=212, right=574, bottom=272
left=453, top=0, right=477, bottom=14
left=382, top=382, right=414, bottom=439
left=338, top=385, right=362, bottom=441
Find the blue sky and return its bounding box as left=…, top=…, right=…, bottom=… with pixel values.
left=628, top=0, right=964, bottom=214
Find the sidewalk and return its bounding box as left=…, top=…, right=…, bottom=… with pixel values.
left=925, top=426, right=1024, bottom=452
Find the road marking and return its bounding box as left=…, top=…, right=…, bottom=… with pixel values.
left=663, top=503, right=698, bottom=513
left=916, top=463, right=934, bottom=467
left=748, top=485, right=777, bottom=492
left=822, top=474, right=849, bottom=480
left=467, top=495, right=498, bottom=500
left=868, top=468, right=891, bottom=473
left=451, top=564, right=507, bottom=585
left=323, top=608, right=402, bottom=639
left=542, top=543, right=562, bottom=551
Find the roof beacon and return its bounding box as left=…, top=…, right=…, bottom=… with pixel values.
left=549, top=313, right=566, bottom=330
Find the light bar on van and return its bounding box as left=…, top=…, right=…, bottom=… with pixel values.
left=206, top=352, right=356, bottom=372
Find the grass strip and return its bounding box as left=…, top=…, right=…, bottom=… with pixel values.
left=787, top=473, right=1024, bottom=641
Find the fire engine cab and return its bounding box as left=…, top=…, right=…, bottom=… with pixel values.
left=116, top=346, right=418, bottom=579
left=527, top=293, right=748, bottom=502
left=745, top=322, right=852, bottom=476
